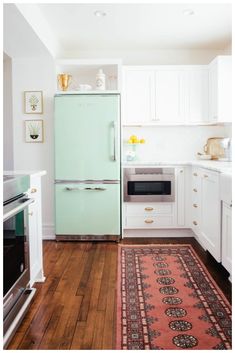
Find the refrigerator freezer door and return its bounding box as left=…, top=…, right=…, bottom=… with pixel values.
left=55, top=183, right=120, bottom=236
left=55, top=94, right=120, bottom=181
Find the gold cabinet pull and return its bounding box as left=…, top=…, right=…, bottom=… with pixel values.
left=145, top=207, right=153, bottom=211
left=28, top=212, right=33, bottom=216
left=193, top=221, right=198, bottom=226
left=204, top=174, right=208, bottom=178
left=193, top=204, right=198, bottom=208
left=145, top=219, right=154, bottom=224
left=193, top=173, right=198, bottom=177
left=193, top=188, right=197, bottom=192
left=31, top=188, right=37, bottom=193
left=180, top=170, right=184, bottom=173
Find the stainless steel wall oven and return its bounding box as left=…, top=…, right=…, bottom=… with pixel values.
left=3, top=175, right=35, bottom=347
left=124, top=168, right=175, bottom=202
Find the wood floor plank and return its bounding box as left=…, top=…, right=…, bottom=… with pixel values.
left=92, top=311, right=106, bottom=349
left=97, top=245, right=112, bottom=310
left=79, top=245, right=107, bottom=349
left=36, top=304, right=64, bottom=349
left=102, top=244, right=117, bottom=349
left=70, top=321, right=86, bottom=350
left=41, top=295, right=83, bottom=350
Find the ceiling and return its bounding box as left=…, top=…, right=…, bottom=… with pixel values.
left=3, top=3, right=232, bottom=59
left=38, top=3, right=232, bottom=52
left=3, top=4, right=51, bottom=58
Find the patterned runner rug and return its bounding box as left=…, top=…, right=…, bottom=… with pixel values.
left=116, top=245, right=232, bottom=350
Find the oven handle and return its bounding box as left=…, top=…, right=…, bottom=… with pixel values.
left=3, top=198, right=34, bottom=221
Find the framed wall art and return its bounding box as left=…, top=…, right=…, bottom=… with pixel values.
left=25, top=120, right=44, bottom=143
left=24, top=91, right=43, bottom=114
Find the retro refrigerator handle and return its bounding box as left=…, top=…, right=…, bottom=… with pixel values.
left=65, top=186, right=107, bottom=191
left=112, top=121, right=117, bottom=161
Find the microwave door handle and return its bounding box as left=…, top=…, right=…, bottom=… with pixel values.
left=3, top=198, right=34, bottom=221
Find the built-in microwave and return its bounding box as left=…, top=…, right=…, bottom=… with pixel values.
left=124, top=168, right=175, bottom=202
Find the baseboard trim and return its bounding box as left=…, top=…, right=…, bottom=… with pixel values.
left=56, top=234, right=120, bottom=242
left=123, top=228, right=195, bottom=238
left=42, top=224, right=55, bottom=240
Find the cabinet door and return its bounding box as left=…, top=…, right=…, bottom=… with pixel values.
left=209, top=61, right=218, bottom=122
left=55, top=183, right=120, bottom=236
left=176, top=168, right=185, bottom=226
left=209, top=57, right=232, bottom=123
left=222, top=202, right=232, bottom=275
left=200, top=171, right=220, bottom=261
left=155, top=70, right=185, bottom=123
left=191, top=168, right=202, bottom=238
left=122, top=69, right=155, bottom=124
left=28, top=176, right=44, bottom=287
left=188, top=69, right=209, bottom=123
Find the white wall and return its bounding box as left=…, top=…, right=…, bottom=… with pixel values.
left=63, top=48, right=231, bottom=65
left=223, top=42, right=232, bottom=55
left=3, top=53, right=14, bottom=170
left=123, top=125, right=231, bottom=162
left=12, top=56, right=56, bottom=238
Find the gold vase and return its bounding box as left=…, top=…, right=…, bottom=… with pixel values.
left=57, top=74, right=72, bottom=91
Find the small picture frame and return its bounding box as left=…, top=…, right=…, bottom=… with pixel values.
left=24, top=91, right=43, bottom=114
left=25, top=120, right=44, bottom=143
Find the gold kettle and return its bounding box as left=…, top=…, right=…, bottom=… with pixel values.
left=57, top=74, right=72, bottom=91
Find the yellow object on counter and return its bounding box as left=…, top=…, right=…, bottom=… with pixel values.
left=128, top=135, right=146, bottom=144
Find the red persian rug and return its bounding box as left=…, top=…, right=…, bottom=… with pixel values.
left=116, top=245, right=232, bottom=350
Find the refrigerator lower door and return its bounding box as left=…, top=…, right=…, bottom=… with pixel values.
left=55, top=183, right=120, bottom=237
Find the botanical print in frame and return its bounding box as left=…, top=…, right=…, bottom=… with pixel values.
left=24, top=91, right=43, bottom=114
left=25, top=120, right=44, bottom=143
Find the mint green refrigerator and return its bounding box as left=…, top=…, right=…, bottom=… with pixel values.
left=54, top=94, right=121, bottom=241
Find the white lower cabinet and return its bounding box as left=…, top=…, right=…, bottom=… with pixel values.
left=221, top=202, right=232, bottom=276
left=124, top=203, right=174, bottom=229
left=191, top=168, right=221, bottom=262
left=123, top=167, right=185, bottom=229
left=27, top=175, right=45, bottom=287
left=200, top=171, right=220, bottom=262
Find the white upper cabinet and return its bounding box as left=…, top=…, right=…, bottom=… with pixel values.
left=155, top=70, right=184, bottom=123
left=122, top=68, right=155, bottom=124
left=187, top=69, right=209, bottom=123
left=209, top=56, right=232, bottom=123
left=122, top=66, right=209, bottom=125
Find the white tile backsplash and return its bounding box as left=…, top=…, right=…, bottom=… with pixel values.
left=123, top=125, right=231, bottom=162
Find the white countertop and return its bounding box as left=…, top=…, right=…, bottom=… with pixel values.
left=122, top=160, right=232, bottom=174
left=4, top=170, right=47, bottom=178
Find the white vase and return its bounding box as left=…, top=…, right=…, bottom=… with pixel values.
left=96, top=69, right=106, bottom=90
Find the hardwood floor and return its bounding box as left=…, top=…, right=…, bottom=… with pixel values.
left=8, top=238, right=231, bottom=350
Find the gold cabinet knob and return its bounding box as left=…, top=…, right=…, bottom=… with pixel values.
left=145, top=207, right=153, bottom=211
left=31, top=188, right=37, bottom=193
left=193, top=204, right=198, bottom=208
left=193, top=173, right=198, bottom=177
left=204, top=174, right=208, bottom=178
left=180, top=170, right=184, bottom=173
left=145, top=219, right=154, bottom=224
left=193, top=188, right=197, bottom=192
left=193, top=221, right=198, bottom=226
left=28, top=212, right=33, bottom=216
